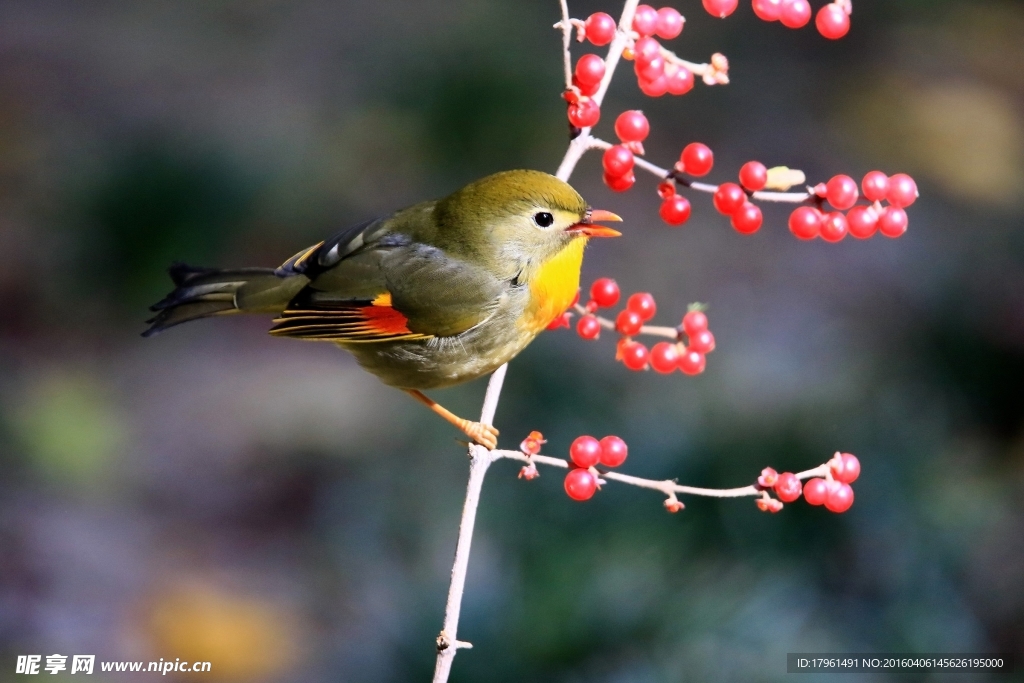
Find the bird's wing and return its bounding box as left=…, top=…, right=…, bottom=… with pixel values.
left=269, top=211, right=507, bottom=342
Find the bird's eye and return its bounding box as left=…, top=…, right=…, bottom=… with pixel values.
left=533, top=211, right=555, bottom=228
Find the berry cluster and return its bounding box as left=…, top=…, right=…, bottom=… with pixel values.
left=602, top=110, right=650, bottom=192
left=789, top=172, right=918, bottom=241
left=649, top=138, right=919, bottom=241
left=562, top=5, right=910, bottom=242
left=756, top=452, right=860, bottom=513
left=664, top=144, right=763, bottom=233
left=570, top=278, right=715, bottom=375
left=749, top=0, right=852, bottom=39
left=621, top=6, right=695, bottom=98
left=564, top=435, right=629, bottom=500
left=656, top=141, right=713, bottom=225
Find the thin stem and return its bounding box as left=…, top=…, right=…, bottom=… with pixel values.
left=586, top=137, right=816, bottom=203
left=556, top=0, right=641, bottom=182
left=434, top=2, right=646, bottom=681
left=557, top=0, right=573, bottom=90
left=431, top=367, right=506, bottom=683
left=496, top=448, right=832, bottom=500
left=573, top=303, right=679, bottom=339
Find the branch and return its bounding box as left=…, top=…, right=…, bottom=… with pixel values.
left=659, top=47, right=730, bottom=86
left=500, top=448, right=832, bottom=501
left=434, top=3, right=641, bottom=680
left=586, top=136, right=818, bottom=204
left=431, top=365, right=506, bottom=683
left=556, top=0, right=641, bottom=181
left=573, top=302, right=678, bottom=339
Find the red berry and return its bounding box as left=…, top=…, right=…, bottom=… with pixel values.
left=575, top=54, right=606, bottom=86
left=599, top=435, right=629, bottom=467
left=638, top=73, right=669, bottom=97
left=682, top=310, right=708, bottom=336
left=861, top=171, right=890, bottom=202
left=602, top=144, right=635, bottom=177
left=633, top=36, right=661, bottom=64
left=752, top=0, right=782, bottom=21
left=779, top=0, right=811, bottom=28
left=703, top=0, right=738, bottom=18
left=877, top=207, right=908, bottom=238
left=627, top=292, right=657, bottom=321
left=739, top=161, right=768, bottom=191
left=678, top=348, right=706, bottom=375
left=621, top=341, right=650, bottom=370
left=826, top=174, right=859, bottom=210
left=564, top=468, right=598, bottom=501
left=846, top=205, right=878, bottom=239
left=567, top=99, right=600, bottom=128
left=886, top=173, right=918, bottom=208
left=803, top=478, right=829, bottom=506
left=650, top=342, right=680, bottom=373
left=572, top=75, right=599, bottom=97
left=635, top=54, right=666, bottom=82
left=590, top=278, right=621, bottom=308
left=816, top=3, right=850, bottom=39
left=655, top=7, right=684, bottom=39
left=825, top=482, right=854, bottom=513
left=614, top=110, right=650, bottom=143
left=604, top=171, right=635, bottom=192
left=659, top=194, right=692, bottom=226
left=666, top=65, right=694, bottom=95
left=615, top=309, right=644, bottom=336
left=774, top=472, right=803, bottom=503
left=731, top=201, right=763, bottom=234
left=689, top=329, right=716, bottom=353
left=576, top=314, right=601, bottom=340
left=819, top=211, right=849, bottom=242
left=713, top=183, right=746, bottom=215
left=632, top=4, right=659, bottom=36
left=569, top=435, right=602, bottom=468
left=830, top=453, right=861, bottom=483
left=584, top=12, right=617, bottom=46
left=789, top=206, right=822, bottom=240
left=680, top=143, right=714, bottom=176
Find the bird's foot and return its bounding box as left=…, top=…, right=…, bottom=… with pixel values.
left=462, top=421, right=499, bottom=450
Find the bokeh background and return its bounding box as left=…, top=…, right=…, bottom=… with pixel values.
left=1, top=0, right=1022, bottom=680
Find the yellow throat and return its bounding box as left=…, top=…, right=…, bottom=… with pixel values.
left=521, top=237, right=587, bottom=333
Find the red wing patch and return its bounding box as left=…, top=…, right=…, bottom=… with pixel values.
left=269, top=296, right=431, bottom=342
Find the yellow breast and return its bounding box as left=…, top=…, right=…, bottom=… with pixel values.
left=520, top=237, right=587, bottom=333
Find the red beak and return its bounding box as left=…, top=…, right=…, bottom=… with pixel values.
left=569, top=209, right=623, bottom=238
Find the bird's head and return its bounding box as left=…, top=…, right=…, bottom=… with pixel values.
left=434, top=169, right=620, bottom=279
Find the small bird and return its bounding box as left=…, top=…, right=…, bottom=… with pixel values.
left=144, top=169, right=621, bottom=448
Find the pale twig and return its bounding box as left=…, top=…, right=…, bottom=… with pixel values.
left=660, top=48, right=730, bottom=85
left=431, top=366, right=506, bottom=683
left=555, top=0, right=574, bottom=91
left=496, top=448, right=832, bottom=500
left=434, top=2, right=643, bottom=679
left=573, top=303, right=679, bottom=339
left=586, top=136, right=818, bottom=204
left=556, top=0, right=641, bottom=181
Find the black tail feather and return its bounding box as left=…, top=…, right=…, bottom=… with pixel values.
left=143, top=263, right=276, bottom=337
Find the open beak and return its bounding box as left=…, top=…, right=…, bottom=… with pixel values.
left=568, top=209, right=623, bottom=238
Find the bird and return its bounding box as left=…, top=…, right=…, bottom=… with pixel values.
left=144, top=169, right=621, bottom=449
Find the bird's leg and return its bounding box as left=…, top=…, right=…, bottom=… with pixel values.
left=405, top=390, right=499, bottom=450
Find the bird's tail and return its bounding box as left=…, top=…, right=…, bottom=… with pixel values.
left=143, top=262, right=307, bottom=337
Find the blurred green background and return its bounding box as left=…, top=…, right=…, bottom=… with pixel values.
left=0, top=0, right=1022, bottom=681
